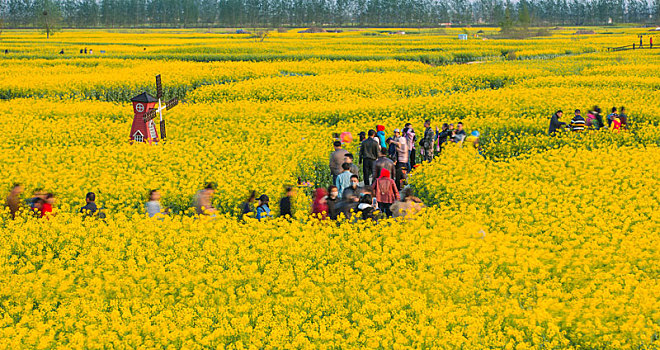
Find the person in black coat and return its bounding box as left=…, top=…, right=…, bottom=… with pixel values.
left=548, top=110, right=567, bottom=135
left=279, top=187, right=295, bottom=218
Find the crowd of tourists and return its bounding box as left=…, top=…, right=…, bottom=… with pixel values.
left=4, top=119, right=482, bottom=222
left=549, top=106, right=629, bottom=134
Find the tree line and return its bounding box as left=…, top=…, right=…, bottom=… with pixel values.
left=2, top=0, right=660, bottom=29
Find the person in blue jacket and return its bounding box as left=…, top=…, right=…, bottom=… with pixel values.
left=256, top=194, right=272, bottom=221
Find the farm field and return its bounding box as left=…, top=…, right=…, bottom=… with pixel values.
left=0, top=28, right=659, bottom=348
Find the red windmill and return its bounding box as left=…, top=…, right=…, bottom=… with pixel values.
left=129, top=75, right=178, bottom=144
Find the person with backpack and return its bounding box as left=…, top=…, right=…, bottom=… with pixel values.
left=255, top=194, right=271, bottom=221
left=372, top=168, right=399, bottom=218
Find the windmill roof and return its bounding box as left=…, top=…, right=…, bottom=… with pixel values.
left=131, top=92, right=158, bottom=103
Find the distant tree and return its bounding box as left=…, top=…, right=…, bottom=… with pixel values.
left=38, top=0, right=61, bottom=39
left=518, top=0, right=531, bottom=28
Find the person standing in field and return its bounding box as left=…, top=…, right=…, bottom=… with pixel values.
left=373, top=148, right=396, bottom=184
left=570, top=109, right=586, bottom=132
left=359, top=130, right=380, bottom=186
left=373, top=168, right=399, bottom=218
left=279, top=187, right=295, bottom=219
left=548, top=110, right=567, bottom=135
left=340, top=175, right=362, bottom=220
left=326, top=186, right=340, bottom=220
left=329, top=141, right=348, bottom=185
left=335, top=163, right=353, bottom=199
left=391, top=128, right=409, bottom=171
left=358, top=131, right=366, bottom=143
left=436, top=123, right=453, bottom=155
left=376, top=125, right=387, bottom=149
left=255, top=194, right=271, bottom=221
left=344, top=153, right=360, bottom=177
left=421, top=120, right=435, bottom=162
left=402, top=123, right=416, bottom=170
left=5, top=183, right=23, bottom=219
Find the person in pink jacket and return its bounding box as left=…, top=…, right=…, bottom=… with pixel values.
left=372, top=168, right=399, bottom=218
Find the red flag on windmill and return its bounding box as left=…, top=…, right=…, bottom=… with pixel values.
left=129, top=75, right=178, bottom=144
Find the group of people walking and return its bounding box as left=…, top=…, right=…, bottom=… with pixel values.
left=4, top=120, right=484, bottom=223
left=4, top=184, right=105, bottom=220
left=549, top=106, right=629, bottom=134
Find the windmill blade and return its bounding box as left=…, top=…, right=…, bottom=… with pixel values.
left=165, top=98, right=178, bottom=110
left=143, top=108, right=157, bottom=122
left=155, top=74, right=163, bottom=100
left=160, top=120, right=167, bottom=140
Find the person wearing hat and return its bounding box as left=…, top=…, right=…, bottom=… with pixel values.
left=376, top=125, right=387, bottom=149
left=256, top=194, right=271, bottom=221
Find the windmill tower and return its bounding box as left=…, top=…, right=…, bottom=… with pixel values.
left=129, top=75, right=179, bottom=144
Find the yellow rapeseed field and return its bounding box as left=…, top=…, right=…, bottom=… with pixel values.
left=0, top=28, right=659, bottom=348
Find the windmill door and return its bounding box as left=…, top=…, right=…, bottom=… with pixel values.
left=148, top=120, right=158, bottom=140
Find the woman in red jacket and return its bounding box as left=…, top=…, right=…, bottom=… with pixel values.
left=373, top=168, right=399, bottom=218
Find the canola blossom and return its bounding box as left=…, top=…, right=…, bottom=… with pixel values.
left=0, top=29, right=659, bottom=349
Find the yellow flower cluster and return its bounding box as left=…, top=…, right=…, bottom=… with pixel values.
left=0, top=28, right=659, bottom=348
